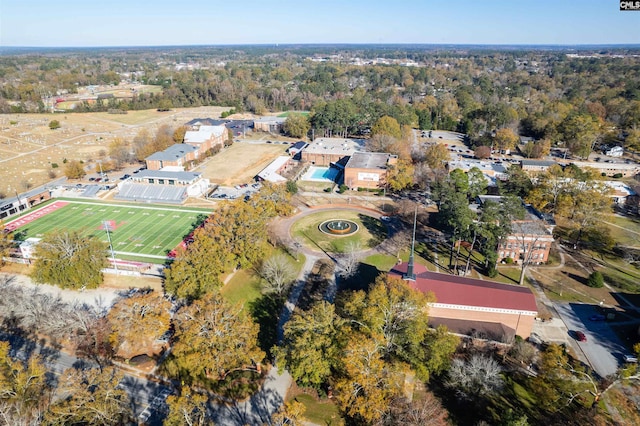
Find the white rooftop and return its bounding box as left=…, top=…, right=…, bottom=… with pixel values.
left=184, top=124, right=226, bottom=143
left=257, top=156, right=290, bottom=183
left=304, top=138, right=365, bottom=156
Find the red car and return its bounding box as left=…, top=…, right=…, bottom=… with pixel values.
left=575, top=331, right=587, bottom=342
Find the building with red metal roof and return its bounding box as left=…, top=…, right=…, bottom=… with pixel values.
left=390, top=262, right=538, bottom=340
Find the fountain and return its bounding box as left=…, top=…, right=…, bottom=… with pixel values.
left=319, top=219, right=359, bottom=236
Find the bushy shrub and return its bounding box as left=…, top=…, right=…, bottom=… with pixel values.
left=504, top=257, right=514, bottom=264
left=338, top=184, right=348, bottom=193
left=587, top=271, right=604, bottom=288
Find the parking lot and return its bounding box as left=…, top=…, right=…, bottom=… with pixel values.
left=209, top=182, right=261, bottom=200
left=554, top=303, right=628, bottom=377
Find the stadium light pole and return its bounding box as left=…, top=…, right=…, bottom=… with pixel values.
left=103, top=220, right=118, bottom=272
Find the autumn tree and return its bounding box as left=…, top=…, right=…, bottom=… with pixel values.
left=164, top=231, right=227, bottom=301
left=166, top=292, right=265, bottom=387
left=275, top=301, right=345, bottom=390
left=424, top=143, right=449, bottom=170
left=0, top=221, right=12, bottom=267
left=371, top=115, right=402, bottom=139
left=385, top=159, right=414, bottom=192
left=269, top=399, right=306, bottom=426
left=560, top=114, right=601, bottom=159
left=108, top=137, right=132, bottom=169
left=173, top=125, right=188, bottom=143
left=164, top=386, right=210, bottom=426
left=474, top=145, right=491, bottom=159
left=283, top=113, right=310, bottom=139
left=0, top=341, right=49, bottom=426
left=63, top=159, right=85, bottom=179
left=32, top=230, right=108, bottom=290
left=132, top=128, right=153, bottom=161
left=493, top=128, right=518, bottom=153
left=44, top=367, right=131, bottom=426
left=333, top=336, right=402, bottom=424
left=107, top=291, right=171, bottom=360
left=339, top=275, right=437, bottom=380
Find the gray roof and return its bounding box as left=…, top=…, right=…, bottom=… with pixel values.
left=146, top=144, right=198, bottom=162
left=136, top=170, right=201, bottom=181
left=521, top=159, right=557, bottom=167
left=1, top=186, right=52, bottom=209
left=345, top=151, right=395, bottom=169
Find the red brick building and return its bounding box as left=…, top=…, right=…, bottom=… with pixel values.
left=390, top=262, right=538, bottom=340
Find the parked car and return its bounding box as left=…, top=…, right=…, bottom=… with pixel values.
left=589, top=314, right=606, bottom=321
left=623, top=354, right=638, bottom=363
left=574, top=331, right=587, bottom=342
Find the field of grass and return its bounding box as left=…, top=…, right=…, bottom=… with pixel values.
left=200, top=142, right=288, bottom=185
left=292, top=394, right=344, bottom=425
left=291, top=210, right=386, bottom=253
left=9, top=200, right=212, bottom=262
left=602, top=214, right=640, bottom=247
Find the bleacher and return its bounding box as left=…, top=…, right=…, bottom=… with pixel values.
left=114, top=183, right=188, bottom=204
left=80, top=185, right=101, bottom=198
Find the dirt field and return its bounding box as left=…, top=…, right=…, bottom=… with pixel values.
left=0, top=106, right=232, bottom=196
left=198, top=142, right=289, bottom=185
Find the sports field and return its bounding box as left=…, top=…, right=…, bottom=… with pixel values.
left=7, top=200, right=212, bottom=262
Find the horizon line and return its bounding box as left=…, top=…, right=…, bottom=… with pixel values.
left=3, top=42, right=640, bottom=49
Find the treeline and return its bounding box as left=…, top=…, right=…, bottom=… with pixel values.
left=1, top=48, right=640, bottom=154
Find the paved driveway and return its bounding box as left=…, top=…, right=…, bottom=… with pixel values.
left=555, top=303, right=626, bottom=378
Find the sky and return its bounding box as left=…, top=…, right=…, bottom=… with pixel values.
left=1, top=0, right=639, bottom=47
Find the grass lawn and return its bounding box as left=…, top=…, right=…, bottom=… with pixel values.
left=362, top=253, right=398, bottom=272
left=221, top=269, right=263, bottom=306
left=8, top=200, right=211, bottom=262
left=601, top=214, right=640, bottom=247
left=222, top=250, right=305, bottom=306
left=291, top=211, right=386, bottom=253
left=277, top=111, right=310, bottom=117
left=200, top=142, right=288, bottom=185
left=292, top=394, right=344, bottom=425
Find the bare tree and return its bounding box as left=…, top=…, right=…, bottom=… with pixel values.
left=260, top=254, right=297, bottom=296
left=376, top=394, right=448, bottom=426
left=337, top=241, right=362, bottom=279
left=446, top=355, right=503, bottom=399
left=508, top=340, right=537, bottom=365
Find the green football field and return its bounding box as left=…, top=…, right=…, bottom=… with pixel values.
left=11, top=200, right=212, bottom=261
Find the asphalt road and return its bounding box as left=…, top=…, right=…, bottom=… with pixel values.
left=554, top=303, right=627, bottom=377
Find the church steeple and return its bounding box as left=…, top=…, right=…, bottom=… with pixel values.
left=403, top=206, right=417, bottom=281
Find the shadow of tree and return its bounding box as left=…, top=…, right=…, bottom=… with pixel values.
left=250, top=294, right=285, bottom=358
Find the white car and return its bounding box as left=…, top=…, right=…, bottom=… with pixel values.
left=623, top=354, right=638, bottom=363
left=380, top=216, right=391, bottom=222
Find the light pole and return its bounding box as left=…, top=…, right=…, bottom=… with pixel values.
left=103, top=220, right=118, bottom=272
